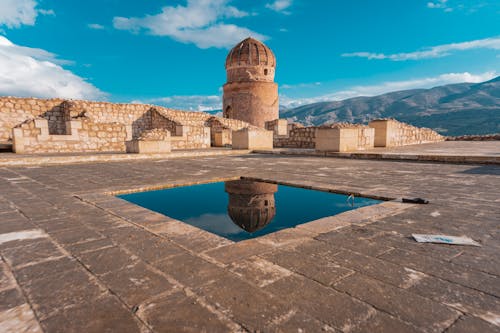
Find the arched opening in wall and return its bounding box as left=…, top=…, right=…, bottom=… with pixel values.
left=224, top=106, right=233, bottom=119
left=264, top=69, right=268, bottom=76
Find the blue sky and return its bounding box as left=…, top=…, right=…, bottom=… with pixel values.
left=0, top=0, right=499, bottom=110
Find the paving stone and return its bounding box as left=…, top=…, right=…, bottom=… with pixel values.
left=228, top=256, right=292, bottom=288
left=50, top=226, right=104, bottom=246
left=255, top=228, right=315, bottom=248
left=1, top=238, right=63, bottom=268
left=451, top=250, right=500, bottom=276
left=0, top=261, right=17, bottom=291
left=100, top=261, right=176, bottom=308
left=379, top=248, right=500, bottom=297
left=79, top=246, right=139, bottom=275
left=261, top=249, right=353, bottom=286
left=154, top=251, right=226, bottom=288
left=446, top=315, right=500, bottom=333
left=100, top=225, right=151, bottom=243
left=328, top=249, right=426, bottom=289
left=349, top=311, right=420, bottom=333
left=140, top=291, right=237, bottom=332
left=33, top=218, right=84, bottom=233
left=0, top=218, right=37, bottom=234
left=204, top=239, right=273, bottom=265
left=0, top=288, right=25, bottom=312
left=268, top=311, right=339, bottom=332
left=0, top=303, right=43, bottom=333
left=316, top=226, right=396, bottom=256
left=150, top=221, right=232, bottom=253
left=14, top=256, right=80, bottom=285
left=407, top=275, right=500, bottom=327
left=334, top=273, right=460, bottom=332
left=120, top=235, right=185, bottom=263
left=291, top=238, right=342, bottom=258
left=40, top=295, right=144, bottom=333
left=264, top=275, right=375, bottom=331
left=0, top=153, right=498, bottom=332
left=65, top=237, right=114, bottom=256
left=197, top=273, right=292, bottom=331
left=23, top=268, right=105, bottom=319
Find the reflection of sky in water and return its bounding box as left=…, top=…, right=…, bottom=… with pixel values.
left=118, top=181, right=381, bottom=242
left=184, top=213, right=243, bottom=235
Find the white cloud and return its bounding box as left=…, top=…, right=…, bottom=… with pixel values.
left=0, top=36, right=105, bottom=100
left=266, top=0, right=292, bottom=13
left=342, top=36, right=500, bottom=61
left=281, top=71, right=497, bottom=108
left=134, top=95, right=222, bottom=112
left=0, top=0, right=54, bottom=28
left=281, top=82, right=321, bottom=89
left=427, top=0, right=448, bottom=9
left=38, top=9, right=55, bottom=16
left=113, top=0, right=267, bottom=49
left=88, top=23, right=105, bottom=30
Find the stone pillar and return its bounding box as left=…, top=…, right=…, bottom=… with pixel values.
left=232, top=128, right=273, bottom=150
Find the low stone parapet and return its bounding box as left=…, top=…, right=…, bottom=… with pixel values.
left=232, top=128, right=273, bottom=150
left=126, top=128, right=171, bottom=154
left=369, top=119, right=444, bottom=147
left=13, top=117, right=126, bottom=154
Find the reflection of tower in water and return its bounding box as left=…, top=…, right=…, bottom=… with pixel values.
left=224, top=180, right=278, bottom=233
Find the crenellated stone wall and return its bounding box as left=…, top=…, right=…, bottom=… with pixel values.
left=0, top=97, right=255, bottom=152
left=206, top=117, right=257, bottom=147
left=271, top=119, right=443, bottom=151
left=13, top=117, right=126, bottom=154
left=369, top=119, right=445, bottom=147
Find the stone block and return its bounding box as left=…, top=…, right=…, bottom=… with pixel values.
left=126, top=140, right=171, bottom=154
left=232, top=128, right=273, bottom=150
left=275, top=119, right=288, bottom=136
left=12, top=127, right=25, bottom=153
left=316, top=127, right=359, bottom=152
left=369, top=119, right=392, bottom=147
left=213, top=129, right=231, bottom=147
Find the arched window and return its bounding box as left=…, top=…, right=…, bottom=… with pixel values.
left=264, top=69, right=268, bottom=75
left=225, top=105, right=232, bottom=118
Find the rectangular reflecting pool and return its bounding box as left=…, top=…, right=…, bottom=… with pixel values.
left=117, top=180, right=382, bottom=242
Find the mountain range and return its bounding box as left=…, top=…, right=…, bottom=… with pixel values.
left=280, top=76, right=500, bottom=136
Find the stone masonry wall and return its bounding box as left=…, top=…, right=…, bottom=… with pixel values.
left=273, top=124, right=316, bottom=148
left=13, top=118, right=126, bottom=154
left=369, top=119, right=445, bottom=147
left=206, top=117, right=254, bottom=146
left=0, top=97, right=253, bottom=151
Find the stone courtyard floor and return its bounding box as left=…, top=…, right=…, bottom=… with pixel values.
left=0, top=153, right=499, bottom=332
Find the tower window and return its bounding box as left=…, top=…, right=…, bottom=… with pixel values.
left=264, top=69, right=268, bottom=75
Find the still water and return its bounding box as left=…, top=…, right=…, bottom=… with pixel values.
left=118, top=180, right=381, bottom=242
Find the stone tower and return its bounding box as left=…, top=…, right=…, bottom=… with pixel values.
left=223, top=37, right=279, bottom=128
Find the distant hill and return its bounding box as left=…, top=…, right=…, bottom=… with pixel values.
left=280, top=76, right=500, bottom=136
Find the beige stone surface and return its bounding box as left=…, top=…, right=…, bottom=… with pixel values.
left=266, top=119, right=288, bottom=136
left=0, top=153, right=498, bottom=332
left=232, top=128, right=273, bottom=150
left=0, top=97, right=257, bottom=152
left=126, top=140, right=171, bottom=154
left=316, top=127, right=375, bottom=152
left=369, top=119, right=444, bottom=147
left=213, top=129, right=231, bottom=147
